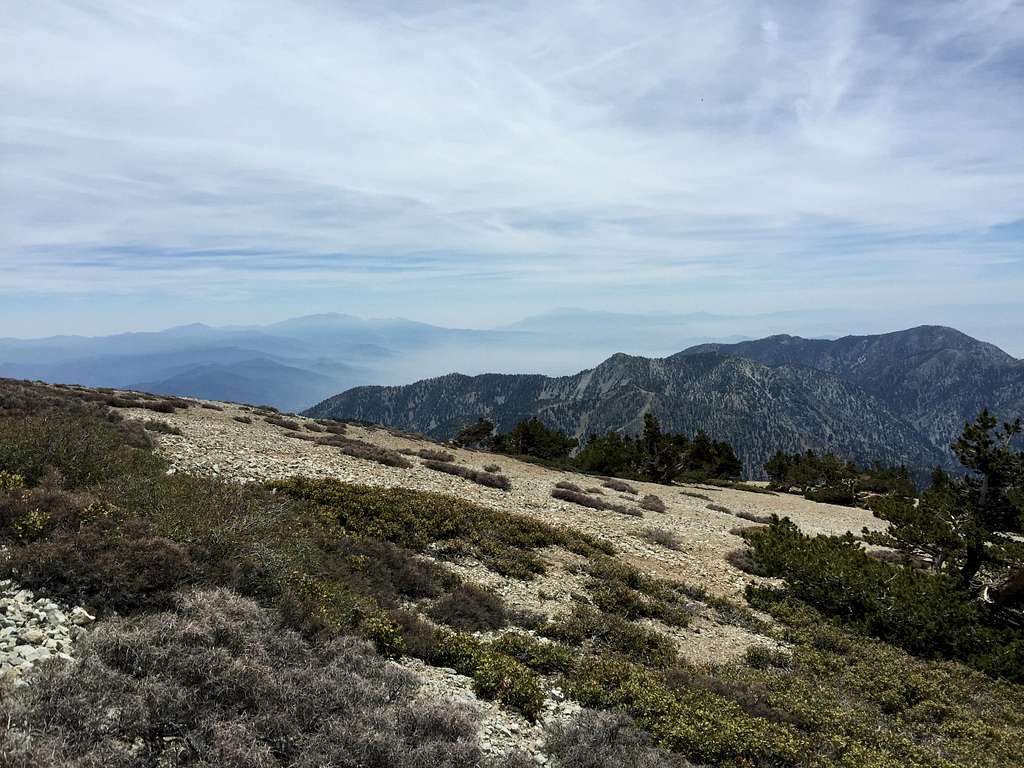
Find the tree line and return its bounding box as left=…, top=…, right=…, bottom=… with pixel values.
left=453, top=413, right=742, bottom=484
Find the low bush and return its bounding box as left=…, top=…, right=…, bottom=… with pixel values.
left=706, top=503, right=732, bottom=514
left=567, top=656, right=807, bottom=766
left=638, top=494, right=666, bottom=513
left=0, top=413, right=166, bottom=490
left=0, top=589, right=487, bottom=767
left=142, top=419, right=181, bottom=435
left=641, top=527, right=682, bottom=550
left=585, top=486, right=604, bottom=495
left=265, top=415, right=301, bottom=430
left=483, top=463, right=501, bottom=473
left=428, top=630, right=546, bottom=719
left=421, top=459, right=512, bottom=490
left=231, top=414, right=252, bottom=424
left=418, top=447, right=456, bottom=462
left=541, top=606, right=678, bottom=667
left=555, top=481, right=583, bottom=492
left=544, top=710, right=684, bottom=768
left=734, top=509, right=771, bottom=524
left=199, top=402, right=223, bottom=411
left=5, top=518, right=194, bottom=614
left=317, top=435, right=414, bottom=468
left=490, top=631, right=575, bottom=674
left=551, top=487, right=640, bottom=517
left=679, top=490, right=712, bottom=501
left=602, top=479, right=638, bottom=494
left=427, top=583, right=508, bottom=631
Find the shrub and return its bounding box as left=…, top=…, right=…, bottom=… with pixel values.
left=585, top=486, right=605, bottom=495
left=641, top=528, right=682, bottom=550
left=544, top=710, right=683, bottom=768
left=679, top=490, right=712, bottom=501
left=418, top=447, right=456, bottom=462
left=743, top=644, right=792, bottom=670
left=265, top=415, right=301, bottom=430
left=5, top=518, right=194, bottom=614
left=362, top=613, right=406, bottom=659
left=744, top=518, right=1024, bottom=680
left=471, top=651, right=546, bottom=720
left=706, top=503, right=732, bottom=514
left=142, top=419, right=182, bottom=435
left=556, top=481, right=583, bottom=492
left=603, top=479, right=638, bottom=494
left=0, top=413, right=165, bottom=489
left=427, top=583, right=508, bottom=631
left=734, top=509, right=771, bottom=524
left=421, top=460, right=512, bottom=490
left=232, top=414, right=253, bottom=424
left=490, top=631, right=575, bottom=674
left=551, top=487, right=639, bottom=517
left=567, top=656, right=807, bottom=766
left=541, top=606, right=678, bottom=667
left=318, top=435, right=413, bottom=468
left=483, top=463, right=501, bottom=473
left=638, top=494, right=666, bottom=513
left=200, top=402, right=224, bottom=411
left=0, top=589, right=486, bottom=767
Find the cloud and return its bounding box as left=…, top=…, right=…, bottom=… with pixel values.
left=1, top=0, right=1022, bottom=332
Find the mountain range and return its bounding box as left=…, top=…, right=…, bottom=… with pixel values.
left=306, top=326, right=1024, bottom=479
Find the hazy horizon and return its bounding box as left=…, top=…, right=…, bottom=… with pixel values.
left=3, top=1, right=1022, bottom=350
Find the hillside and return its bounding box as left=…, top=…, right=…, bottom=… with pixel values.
left=307, top=350, right=946, bottom=478
left=1, top=379, right=1022, bottom=767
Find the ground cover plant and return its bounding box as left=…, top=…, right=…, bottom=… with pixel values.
left=420, top=458, right=512, bottom=490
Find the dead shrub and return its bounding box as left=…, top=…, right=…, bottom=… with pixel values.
left=641, top=528, right=682, bottom=551
left=544, top=709, right=684, bottom=768
left=552, top=487, right=640, bottom=517
left=734, top=509, right=772, bottom=524
left=427, top=583, right=508, bottom=632
left=421, top=460, right=512, bottom=491
left=317, top=435, right=413, bottom=468
left=418, top=448, right=456, bottom=462
left=639, top=494, right=666, bottom=513
left=603, top=479, right=638, bottom=494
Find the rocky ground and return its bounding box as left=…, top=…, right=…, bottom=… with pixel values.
left=58, top=396, right=888, bottom=762
left=0, top=578, right=94, bottom=686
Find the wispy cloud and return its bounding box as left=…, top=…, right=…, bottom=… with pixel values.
left=1, top=0, right=1022, bottom=333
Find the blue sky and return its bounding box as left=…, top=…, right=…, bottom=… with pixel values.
left=2, top=1, right=1022, bottom=352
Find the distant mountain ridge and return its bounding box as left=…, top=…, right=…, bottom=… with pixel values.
left=306, top=326, right=1023, bottom=479
left=676, top=325, right=1024, bottom=459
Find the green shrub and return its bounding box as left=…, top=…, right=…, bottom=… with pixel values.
left=567, top=655, right=807, bottom=766
left=362, top=613, right=406, bottom=659
left=541, top=606, right=677, bottom=667
left=471, top=651, right=546, bottom=720
left=745, top=519, right=1024, bottom=681
left=0, top=414, right=165, bottom=489
left=491, top=632, right=576, bottom=674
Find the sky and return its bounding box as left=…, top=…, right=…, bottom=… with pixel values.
left=2, top=0, right=1023, bottom=351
